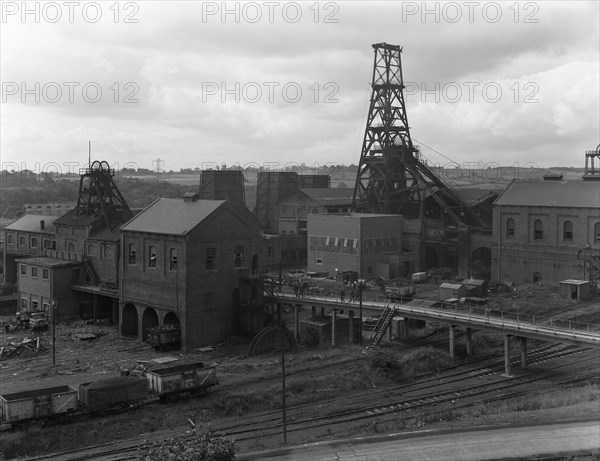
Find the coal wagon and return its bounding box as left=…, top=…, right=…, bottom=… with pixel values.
left=146, top=361, right=218, bottom=400
left=0, top=385, right=78, bottom=425
left=147, top=324, right=181, bottom=351
left=78, top=376, right=148, bottom=413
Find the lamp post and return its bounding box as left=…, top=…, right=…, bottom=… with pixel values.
left=51, top=298, right=57, bottom=366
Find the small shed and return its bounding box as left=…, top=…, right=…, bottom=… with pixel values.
left=559, top=280, right=591, bottom=301
left=439, top=283, right=467, bottom=301
left=462, top=279, right=488, bottom=297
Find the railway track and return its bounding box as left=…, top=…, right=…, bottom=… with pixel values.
left=220, top=353, right=599, bottom=442
left=20, top=344, right=599, bottom=460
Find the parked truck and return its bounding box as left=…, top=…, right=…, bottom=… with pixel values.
left=29, top=311, right=49, bottom=331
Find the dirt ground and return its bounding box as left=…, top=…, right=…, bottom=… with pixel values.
left=0, top=283, right=598, bottom=459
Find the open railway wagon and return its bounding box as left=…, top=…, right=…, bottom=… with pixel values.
left=147, top=324, right=181, bottom=351
left=0, top=385, right=78, bottom=426
left=146, top=361, right=218, bottom=401
left=79, top=376, right=148, bottom=414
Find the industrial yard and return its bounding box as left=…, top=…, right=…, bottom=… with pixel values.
left=2, top=2, right=599, bottom=458
left=0, top=282, right=598, bottom=459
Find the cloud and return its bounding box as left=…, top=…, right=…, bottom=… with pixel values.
left=1, top=1, right=598, bottom=170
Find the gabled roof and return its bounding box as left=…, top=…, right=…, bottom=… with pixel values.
left=462, top=279, right=486, bottom=287
left=301, top=188, right=353, bottom=207
left=120, top=198, right=226, bottom=235
left=440, top=283, right=463, bottom=290
left=54, top=208, right=100, bottom=227
left=494, top=180, right=600, bottom=208
left=5, top=214, right=57, bottom=234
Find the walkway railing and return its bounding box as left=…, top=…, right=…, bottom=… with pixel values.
left=275, top=290, right=600, bottom=346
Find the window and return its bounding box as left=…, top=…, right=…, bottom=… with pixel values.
left=32, top=300, right=38, bottom=310
left=206, top=247, right=216, bottom=270
left=21, top=298, right=27, bottom=309
left=234, top=245, right=244, bottom=267
left=7, top=234, right=14, bottom=244
left=128, top=244, right=136, bottom=264
left=267, top=246, right=272, bottom=257
left=316, top=258, right=323, bottom=264
left=205, top=292, right=214, bottom=308
left=148, top=246, right=157, bottom=268
left=42, top=268, right=49, bottom=280
left=169, top=248, right=178, bottom=271
left=31, top=266, right=38, bottom=278
left=31, top=237, right=38, bottom=249
left=104, top=245, right=113, bottom=258
left=506, top=218, right=515, bottom=238
left=68, top=242, right=75, bottom=252
left=312, top=208, right=319, bottom=214
left=43, top=239, right=51, bottom=249
left=21, top=264, right=26, bottom=275
left=87, top=244, right=98, bottom=258
left=533, top=272, right=542, bottom=283
left=563, top=221, right=573, bottom=242
left=534, top=220, right=543, bottom=240
left=19, top=236, right=25, bottom=247
left=595, top=222, right=600, bottom=243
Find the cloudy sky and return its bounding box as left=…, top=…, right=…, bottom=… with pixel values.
left=1, top=1, right=598, bottom=174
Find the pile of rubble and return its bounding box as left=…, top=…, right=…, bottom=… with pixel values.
left=0, top=336, right=45, bottom=359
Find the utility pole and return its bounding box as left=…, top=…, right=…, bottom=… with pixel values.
left=51, top=299, right=57, bottom=366
left=280, top=303, right=288, bottom=444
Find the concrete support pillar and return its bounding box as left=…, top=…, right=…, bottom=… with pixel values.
left=112, top=298, right=118, bottom=325
left=137, top=305, right=144, bottom=342
left=449, top=325, right=456, bottom=360
left=520, top=336, right=528, bottom=369
left=294, top=305, right=299, bottom=342
left=504, top=335, right=512, bottom=377
left=331, top=309, right=337, bottom=348
left=397, top=318, right=408, bottom=341
left=349, top=310, right=354, bottom=344
left=466, top=327, right=473, bottom=357
left=311, top=306, right=316, bottom=318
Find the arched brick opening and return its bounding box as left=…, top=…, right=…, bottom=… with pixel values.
left=142, top=307, right=159, bottom=340
left=121, top=303, right=138, bottom=337
left=164, top=311, right=179, bottom=326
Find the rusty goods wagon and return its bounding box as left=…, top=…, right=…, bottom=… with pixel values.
left=146, top=361, right=218, bottom=398
left=0, top=385, right=78, bottom=424
left=79, top=376, right=148, bottom=412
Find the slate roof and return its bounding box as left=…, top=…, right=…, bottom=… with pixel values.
left=300, top=188, right=353, bottom=207
left=120, top=198, right=225, bottom=235
left=54, top=208, right=99, bottom=227
left=5, top=214, right=58, bottom=234
left=494, top=180, right=600, bottom=208
left=16, top=256, right=81, bottom=267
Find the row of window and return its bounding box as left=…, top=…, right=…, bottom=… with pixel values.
left=127, top=245, right=246, bottom=270
left=7, top=234, right=55, bottom=250
left=506, top=219, right=600, bottom=243
left=20, top=264, right=49, bottom=280
left=20, top=298, right=50, bottom=311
